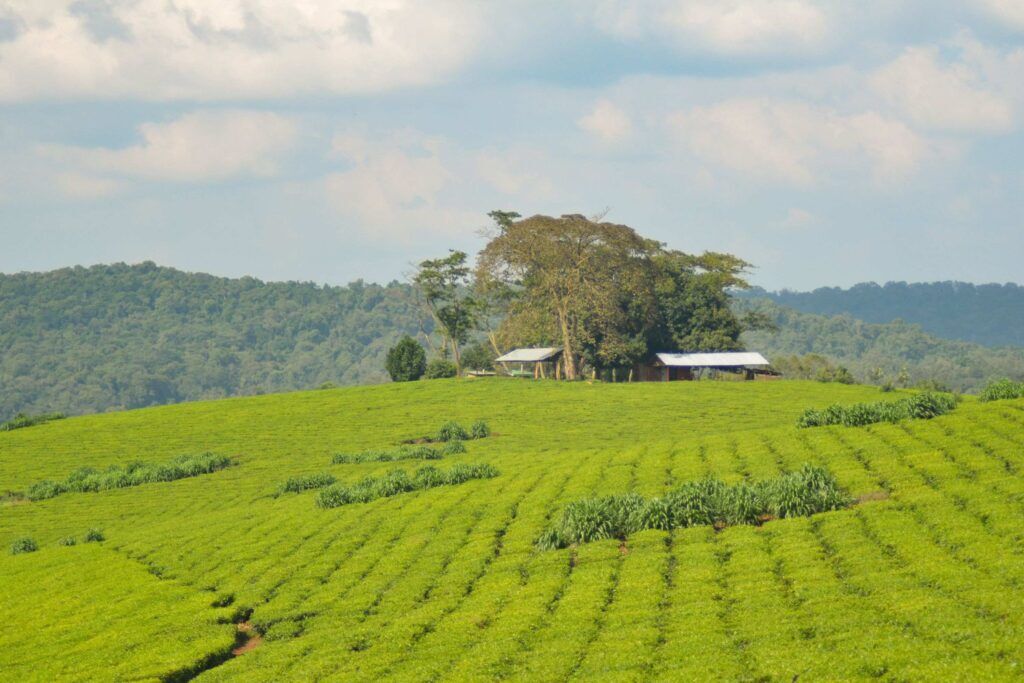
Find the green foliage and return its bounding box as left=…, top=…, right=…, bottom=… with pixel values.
left=413, top=251, right=479, bottom=375
left=25, top=453, right=232, bottom=501
left=797, top=392, right=957, bottom=428
left=436, top=421, right=469, bottom=442
left=84, top=528, right=105, bottom=543
left=470, top=419, right=491, bottom=439
left=315, top=463, right=499, bottom=509
left=424, top=359, right=458, bottom=379
left=740, top=299, right=1024, bottom=393
left=0, top=412, right=65, bottom=432
left=0, top=263, right=430, bottom=417
left=460, top=342, right=496, bottom=372
left=10, top=537, right=38, bottom=555
left=332, top=445, right=443, bottom=464
left=537, top=465, right=852, bottom=550
left=385, top=336, right=427, bottom=382
left=58, top=536, right=77, bottom=546
left=980, top=378, right=1024, bottom=402
left=278, top=473, right=337, bottom=494
left=441, top=440, right=467, bottom=455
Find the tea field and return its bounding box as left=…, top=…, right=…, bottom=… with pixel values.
left=2, top=378, right=1024, bottom=681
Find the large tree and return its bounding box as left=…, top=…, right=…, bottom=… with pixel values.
left=476, top=213, right=660, bottom=380
left=412, top=251, right=478, bottom=375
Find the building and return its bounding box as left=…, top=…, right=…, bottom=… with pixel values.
left=494, top=347, right=564, bottom=379
left=637, top=352, right=773, bottom=382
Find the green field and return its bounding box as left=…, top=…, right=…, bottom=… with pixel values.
left=3, top=378, right=1024, bottom=681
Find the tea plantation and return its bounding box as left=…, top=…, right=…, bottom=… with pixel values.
left=2, top=378, right=1024, bottom=681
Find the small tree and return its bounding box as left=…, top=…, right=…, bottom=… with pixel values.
left=413, top=251, right=479, bottom=375
left=385, top=336, right=427, bottom=382
left=424, top=359, right=458, bottom=379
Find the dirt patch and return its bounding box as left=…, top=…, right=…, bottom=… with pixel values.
left=857, top=491, right=891, bottom=504
left=231, top=622, right=262, bottom=656
left=618, top=540, right=629, bottom=556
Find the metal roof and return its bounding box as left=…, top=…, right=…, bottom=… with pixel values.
left=655, top=352, right=770, bottom=367
left=495, top=347, right=563, bottom=363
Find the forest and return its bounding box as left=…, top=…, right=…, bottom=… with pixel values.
left=741, top=281, right=1024, bottom=348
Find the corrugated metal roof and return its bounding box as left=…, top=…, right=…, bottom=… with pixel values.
left=655, top=352, right=770, bottom=367
left=495, top=347, right=563, bottom=363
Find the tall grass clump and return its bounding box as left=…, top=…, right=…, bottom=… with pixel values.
left=10, top=537, right=38, bottom=555
left=536, top=465, right=852, bottom=550
left=84, top=529, right=105, bottom=543
left=980, top=378, right=1024, bottom=402
left=316, top=463, right=499, bottom=509
left=797, top=391, right=957, bottom=428
left=278, top=472, right=337, bottom=495
left=332, top=444, right=444, bottom=464
left=0, top=412, right=65, bottom=432
left=436, top=421, right=469, bottom=442
left=25, top=452, right=233, bottom=501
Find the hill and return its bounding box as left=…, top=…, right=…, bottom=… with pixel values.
left=3, top=379, right=1024, bottom=680
left=0, top=262, right=428, bottom=418
left=741, top=281, right=1024, bottom=348
left=740, top=299, right=1024, bottom=391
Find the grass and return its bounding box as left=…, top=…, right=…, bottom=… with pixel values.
left=1, top=377, right=1023, bottom=680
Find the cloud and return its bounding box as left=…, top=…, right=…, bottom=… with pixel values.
left=0, top=1, right=482, bottom=101
left=44, top=110, right=297, bottom=188
left=871, top=45, right=1015, bottom=132
left=977, top=0, right=1024, bottom=30
left=667, top=98, right=932, bottom=186
left=592, top=0, right=829, bottom=56
left=578, top=100, right=633, bottom=142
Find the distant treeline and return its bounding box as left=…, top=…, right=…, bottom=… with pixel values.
left=739, top=281, right=1024, bottom=348
left=0, top=262, right=429, bottom=418
left=739, top=299, right=1024, bottom=392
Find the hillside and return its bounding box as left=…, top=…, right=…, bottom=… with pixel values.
left=0, top=263, right=428, bottom=418
left=3, top=379, right=1024, bottom=680
left=741, top=281, right=1024, bottom=348
left=740, top=300, right=1024, bottom=391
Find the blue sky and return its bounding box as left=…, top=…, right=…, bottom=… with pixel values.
left=1, top=1, right=1022, bottom=290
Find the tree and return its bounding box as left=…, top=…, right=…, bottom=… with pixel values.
left=412, top=251, right=479, bottom=375
left=385, top=336, right=427, bottom=382
left=477, top=214, right=660, bottom=380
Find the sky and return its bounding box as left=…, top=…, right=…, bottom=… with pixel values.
left=0, top=1, right=1022, bottom=291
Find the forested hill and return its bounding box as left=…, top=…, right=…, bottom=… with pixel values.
left=740, top=299, right=1024, bottom=392
left=739, top=281, right=1024, bottom=348
left=0, top=263, right=428, bottom=418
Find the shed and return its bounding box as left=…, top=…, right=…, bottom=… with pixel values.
left=495, top=347, right=563, bottom=379
left=638, top=352, right=773, bottom=382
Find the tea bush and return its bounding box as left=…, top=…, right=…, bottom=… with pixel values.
left=316, top=463, right=499, bottom=509
left=278, top=473, right=337, bottom=494
left=10, top=537, right=38, bottom=555
left=0, top=412, right=65, bottom=432
left=797, top=392, right=956, bottom=428
left=979, top=378, right=1024, bottom=402
left=537, top=465, right=852, bottom=550
left=25, top=453, right=232, bottom=501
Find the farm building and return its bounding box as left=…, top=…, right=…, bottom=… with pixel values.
left=495, top=347, right=564, bottom=379
left=637, top=352, right=774, bottom=382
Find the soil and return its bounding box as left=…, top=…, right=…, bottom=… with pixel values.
left=231, top=622, right=263, bottom=656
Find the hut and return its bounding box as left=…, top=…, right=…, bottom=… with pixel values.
left=495, top=347, right=563, bottom=379
left=637, top=352, right=773, bottom=382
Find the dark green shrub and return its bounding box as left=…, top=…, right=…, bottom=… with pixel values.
left=441, top=440, right=466, bottom=455
left=980, top=378, right=1024, bottom=402
left=10, top=537, right=38, bottom=555
left=278, top=473, right=337, bottom=494
left=332, top=444, right=442, bottom=464
left=424, top=359, right=457, bottom=379
left=461, top=343, right=496, bottom=372
left=436, top=421, right=469, bottom=442
left=0, top=412, right=65, bottom=432
left=58, top=536, right=77, bottom=547
left=797, top=392, right=956, bottom=428
left=84, top=529, right=105, bottom=543
left=316, top=463, right=499, bottom=509
left=537, top=465, right=852, bottom=550
left=470, top=420, right=491, bottom=439
left=385, top=336, right=427, bottom=382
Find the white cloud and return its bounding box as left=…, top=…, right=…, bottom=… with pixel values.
left=592, top=0, right=829, bottom=56
left=977, top=0, right=1024, bottom=30
left=667, top=98, right=932, bottom=186
left=0, top=1, right=482, bottom=101
left=475, top=149, right=556, bottom=198
left=781, top=207, right=815, bottom=229
left=871, top=45, right=1015, bottom=132
left=44, top=110, right=297, bottom=185
left=578, top=100, right=633, bottom=142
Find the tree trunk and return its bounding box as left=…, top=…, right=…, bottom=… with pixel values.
left=557, top=305, right=577, bottom=380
